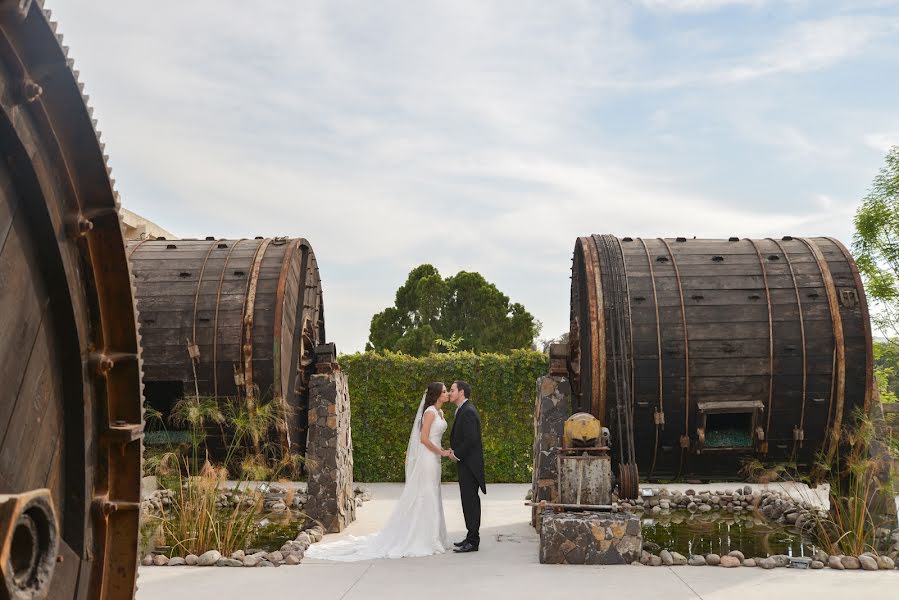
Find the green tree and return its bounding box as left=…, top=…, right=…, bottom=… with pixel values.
left=367, top=265, right=540, bottom=355
left=854, top=145, right=899, bottom=341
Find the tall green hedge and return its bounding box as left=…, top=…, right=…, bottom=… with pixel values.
left=340, top=350, right=548, bottom=483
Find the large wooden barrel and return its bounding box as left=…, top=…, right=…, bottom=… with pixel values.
left=128, top=237, right=325, bottom=460
left=0, top=4, right=142, bottom=599
left=569, top=235, right=873, bottom=484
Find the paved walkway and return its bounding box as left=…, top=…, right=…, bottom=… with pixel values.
left=136, top=483, right=897, bottom=600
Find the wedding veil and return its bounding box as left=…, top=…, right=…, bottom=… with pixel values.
left=404, top=393, right=427, bottom=480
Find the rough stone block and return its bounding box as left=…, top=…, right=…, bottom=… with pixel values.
left=531, top=376, right=571, bottom=527
left=305, top=370, right=356, bottom=533
left=540, top=510, right=641, bottom=565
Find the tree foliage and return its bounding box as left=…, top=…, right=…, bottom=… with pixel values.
left=367, top=264, right=540, bottom=355
left=853, top=145, right=899, bottom=341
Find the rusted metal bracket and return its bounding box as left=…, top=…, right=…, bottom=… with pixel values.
left=0, top=489, right=59, bottom=600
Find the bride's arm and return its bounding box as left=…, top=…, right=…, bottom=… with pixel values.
left=420, top=410, right=449, bottom=457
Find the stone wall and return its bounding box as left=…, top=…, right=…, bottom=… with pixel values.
left=531, top=376, right=571, bottom=527
left=539, top=510, right=642, bottom=565
left=304, top=368, right=355, bottom=533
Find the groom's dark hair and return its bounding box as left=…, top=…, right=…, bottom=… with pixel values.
left=454, top=380, right=471, bottom=400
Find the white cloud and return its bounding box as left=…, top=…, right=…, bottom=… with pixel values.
left=723, top=16, right=897, bottom=81
left=864, top=132, right=899, bottom=153
left=637, top=0, right=765, bottom=12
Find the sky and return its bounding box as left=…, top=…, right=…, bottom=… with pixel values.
left=48, top=0, right=899, bottom=353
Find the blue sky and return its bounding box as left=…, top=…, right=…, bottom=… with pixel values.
left=50, top=0, right=899, bottom=352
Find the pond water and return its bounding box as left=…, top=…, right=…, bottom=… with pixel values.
left=640, top=511, right=817, bottom=557
left=249, top=515, right=305, bottom=552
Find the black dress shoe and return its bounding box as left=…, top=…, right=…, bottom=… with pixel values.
left=453, top=540, right=467, bottom=547
left=453, top=542, right=479, bottom=553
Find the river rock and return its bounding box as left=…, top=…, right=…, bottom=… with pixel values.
left=152, top=555, right=169, bottom=566
left=810, top=560, right=824, bottom=569
left=758, top=557, right=776, bottom=569
left=743, top=485, right=752, bottom=495
left=875, top=556, right=894, bottom=570
left=671, top=552, right=688, bottom=566
left=197, top=550, right=221, bottom=566
left=859, top=555, right=878, bottom=571
left=285, top=554, right=302, bottom=565
left=141, top=555, right=153, bottom=566
left=720, top=556, right=741, bottom=568
left=728, top=550, right=745, bottom=562
left=771, top=555, right=789, bottom=567
left=259, top=560, right=275, bottom=567
left=813, top=549, right=828, bottom=563
left=650, top=555, right=663, bottom=567
left=185, top=554, right=198, bottom=566
left=243, top=556, right=260, bottom=567
left=231, top=550, right=245, bottom=560
left=643, top=541, right=661, bottom=553
left=841, top=556, right=861, bottom=570
left=743, top=558, right=756, bottom=567
left=641, top=550, right=653, bottom=565
left=705, top=553, right=721, bottom=566
left=828, top=556, right=845, bottom=570
left=688, top=555, right=707, bottom=566
left=660, top=550, right=674, bottom=566
left=698, top=504, right=712, bottom=512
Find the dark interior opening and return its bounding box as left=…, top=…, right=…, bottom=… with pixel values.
left=705, top=412, right=752, bottom=448
left=143, top=381, right=188, bottom=445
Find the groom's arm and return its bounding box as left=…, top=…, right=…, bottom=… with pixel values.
left=451, top=411, right=478, bottom=462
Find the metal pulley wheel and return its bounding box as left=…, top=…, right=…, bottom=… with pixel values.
left=618, top=462, right=639, bottom=500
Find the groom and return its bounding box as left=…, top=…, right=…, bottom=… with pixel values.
left=448, top=380, right=485, bottom=553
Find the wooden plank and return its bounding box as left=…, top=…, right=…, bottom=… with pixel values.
left=0, top=166, right=18, bottom=253
left=629, top=287, right=832, bottom=307
left=631, top=320, right=822, bottom=341
left=633, top=355, right=836, bottom=377
left=0, top=311, right=55, bottom=491
left=629, top=303, right=832, bottom=323
left=0, top=214, right=47, bottom=443
left=626, top=273, right=843, bottom=290
left=132, top=265, right=285, bottom=284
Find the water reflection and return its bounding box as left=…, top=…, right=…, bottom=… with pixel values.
left=640, top=511, right=815, bottom=557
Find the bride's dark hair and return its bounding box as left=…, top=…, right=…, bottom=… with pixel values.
left=420, top=382, right=445, bottom=428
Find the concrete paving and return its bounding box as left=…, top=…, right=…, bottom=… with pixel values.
left=136, top=483, right=897, bottom=600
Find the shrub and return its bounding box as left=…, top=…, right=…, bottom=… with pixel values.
left=341, top=350, right=548, bottom=483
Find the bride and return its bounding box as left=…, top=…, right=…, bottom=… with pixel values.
left=304, top=382, right=453, bottom=560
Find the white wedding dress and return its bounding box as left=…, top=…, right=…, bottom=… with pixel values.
left=304, top=403, right=452, bottom=561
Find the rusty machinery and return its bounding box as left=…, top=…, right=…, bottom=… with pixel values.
left=530, top=413, right=617, bottom=513
left=0, top=3, right=144, bottom=599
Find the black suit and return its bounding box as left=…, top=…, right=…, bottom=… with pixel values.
left=450, top=400, right=485, bottom=546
